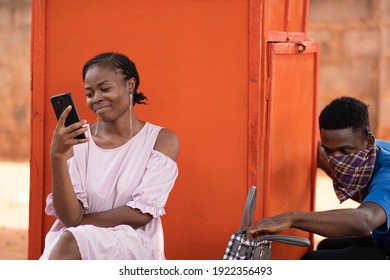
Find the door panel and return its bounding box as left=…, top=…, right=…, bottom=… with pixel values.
left=264, top=40, right=319, bottom=259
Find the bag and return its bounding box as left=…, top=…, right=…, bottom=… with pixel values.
left=222, top=186, right=272, bottom=260
left=222, top=186, right=311, bottom=260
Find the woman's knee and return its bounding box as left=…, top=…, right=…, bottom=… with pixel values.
left=48, top=231, right=81, bottom=260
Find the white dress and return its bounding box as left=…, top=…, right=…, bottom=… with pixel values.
left=40, top=122, right=178, bottom=259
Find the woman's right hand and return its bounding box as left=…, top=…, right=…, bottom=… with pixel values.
left=50, top=105, right=89, bottom=160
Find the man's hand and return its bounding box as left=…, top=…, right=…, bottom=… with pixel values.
left=247, top=213, right=293, bottom=238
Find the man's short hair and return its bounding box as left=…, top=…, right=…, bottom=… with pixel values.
left=319, top=96, right=370, bottom=134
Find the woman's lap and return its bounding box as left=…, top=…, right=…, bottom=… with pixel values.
left=67, top=224, right=153, bottom=260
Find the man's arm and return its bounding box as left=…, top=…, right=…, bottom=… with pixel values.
left=247, top=201, right=386, bottom=238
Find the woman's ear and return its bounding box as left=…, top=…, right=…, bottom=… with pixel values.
left=127, top=78, right=136, bottom=92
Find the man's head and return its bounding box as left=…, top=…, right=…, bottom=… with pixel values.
left=318, top=96, right=378, bottom=202
left=319, top=96, right=374, bottom=157
left=319, top=96, right=369, bottom=135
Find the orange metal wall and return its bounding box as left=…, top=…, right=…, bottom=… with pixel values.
left=29, top=0, right=317, bottom=260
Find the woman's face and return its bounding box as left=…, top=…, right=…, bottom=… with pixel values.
left=84, top=65, right=135, bottom=122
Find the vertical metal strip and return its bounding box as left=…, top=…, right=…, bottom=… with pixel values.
left=309, top=42, right=320, bottom=250
left=28, top=0, right=46, bottom=260
left=263, top=43, right=275, bottom=218
left=302, top=0, right=309, bottom=34
left=248, top=0, right=267, bottom=219
left=248, top=0, right=262, bottom=189
left=284, top=0, right=291, bottom=32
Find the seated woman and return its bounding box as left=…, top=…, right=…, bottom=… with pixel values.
left=40, top=52, right=179, bottom=260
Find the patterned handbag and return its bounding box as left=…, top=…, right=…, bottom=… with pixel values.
left=222, top=186, right=311, bottom=260
left=222, top=186, right=272, bottom=260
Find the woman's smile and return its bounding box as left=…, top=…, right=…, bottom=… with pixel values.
left=94, top=104, right=111, bottom=115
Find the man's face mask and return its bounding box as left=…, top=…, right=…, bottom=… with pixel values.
left=324, top=128, right=378, bottom=203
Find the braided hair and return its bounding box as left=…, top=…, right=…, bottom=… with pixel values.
left=82, top=52, right=147, bottom=105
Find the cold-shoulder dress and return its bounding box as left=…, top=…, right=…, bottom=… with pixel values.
left=40, top=122, right=178, bottom=260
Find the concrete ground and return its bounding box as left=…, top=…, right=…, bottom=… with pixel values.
left=0, top=162, right=359, bottom=260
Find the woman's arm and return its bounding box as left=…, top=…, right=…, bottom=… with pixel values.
left=67, top=129, right=179, bottom=228
left=50, top=106, right=89, bottom=227
left=78, top=128, right=179, bottom=229
left=154, top=128, right=179, bottom=161
left=80, top=206, right=153, bottom=228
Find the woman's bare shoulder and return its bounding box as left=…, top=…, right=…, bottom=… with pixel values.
left=154, top=128, right=179, bottom=161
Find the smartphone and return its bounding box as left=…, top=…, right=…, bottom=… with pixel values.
left=50, top=92, right=86, bottom=139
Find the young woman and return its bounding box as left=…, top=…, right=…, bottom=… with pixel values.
left=40, top=52, right=179, bottom=260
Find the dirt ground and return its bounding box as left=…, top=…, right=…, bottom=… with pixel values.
left=0, top=162, right=358, bottom=260
left=0, top=161, right=29, bottom=260
left=0, top=228, right=28, bottom=260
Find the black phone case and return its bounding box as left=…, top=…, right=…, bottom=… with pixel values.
left=50, top=92, right=86, bottom=139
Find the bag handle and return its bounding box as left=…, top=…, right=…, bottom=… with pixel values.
left=238, top=186, right=256, bottom=233
left=256, top=234, right=311, bottom=247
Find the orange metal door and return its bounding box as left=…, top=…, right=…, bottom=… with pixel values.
left=263, top=41, right=319, bottom=259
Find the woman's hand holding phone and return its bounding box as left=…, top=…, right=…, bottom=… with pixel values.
left=50, top=92, right=87, bottom=139
left=50, top=92, right=89, bottom=159
left=51, top=104, right=89, bottom=160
